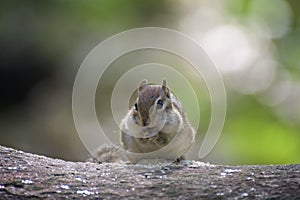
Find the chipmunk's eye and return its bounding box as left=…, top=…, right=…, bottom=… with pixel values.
left=134, top=103, right=138, bottom=111
left=156, top=99, right=163, bottom=109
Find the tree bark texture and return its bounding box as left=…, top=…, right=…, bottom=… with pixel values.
left=0, top=145, right=299, bottom=199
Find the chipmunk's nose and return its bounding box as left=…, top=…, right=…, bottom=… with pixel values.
left=142, top=118, right=148, bottom=126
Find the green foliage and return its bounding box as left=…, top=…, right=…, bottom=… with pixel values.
left=224, top=95, right=300, bottom=164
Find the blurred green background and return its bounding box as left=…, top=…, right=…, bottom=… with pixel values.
left=0, top=0, right=299, bottom=165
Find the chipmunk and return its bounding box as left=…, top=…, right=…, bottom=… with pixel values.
left=91, top=79, right=195, bottom=164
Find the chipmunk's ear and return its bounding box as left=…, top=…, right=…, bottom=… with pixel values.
left=138, top=79, right=147, bottom=92
left=162, top=78, right=170, bottom=98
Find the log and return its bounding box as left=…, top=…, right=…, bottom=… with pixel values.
left=0, top=145, right=299, bottom=199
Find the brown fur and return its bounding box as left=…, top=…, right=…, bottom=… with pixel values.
left=137, top=86, right=162, bottom=126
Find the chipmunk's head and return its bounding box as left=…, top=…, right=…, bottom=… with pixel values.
left=133, top=79, right=172, bottom=126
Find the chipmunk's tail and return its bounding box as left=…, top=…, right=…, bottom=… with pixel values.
left=87, top=144, right=126, bottom=163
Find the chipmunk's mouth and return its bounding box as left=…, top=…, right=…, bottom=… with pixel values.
left=135, top=112, right=149, bottom=127
left=122, top=106, right=168, bottom=139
